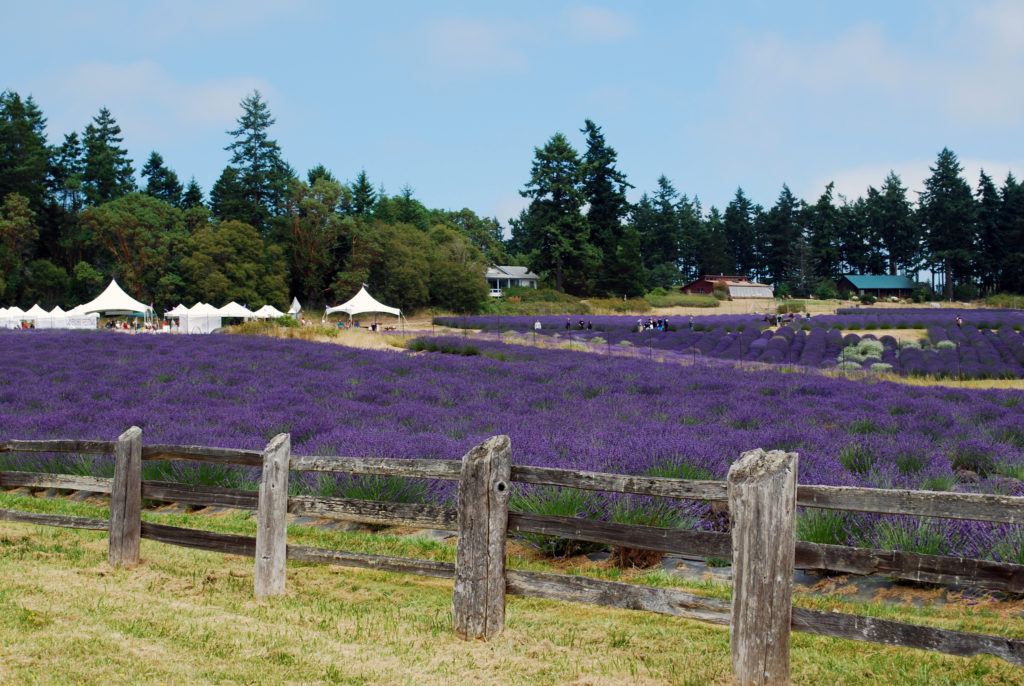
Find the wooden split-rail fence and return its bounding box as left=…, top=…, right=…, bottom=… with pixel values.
left=2, top=429, right=1024, bottom=683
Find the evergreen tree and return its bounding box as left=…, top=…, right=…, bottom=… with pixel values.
left=224, top=91, right=292, bottom=231
left=998, top=175, right=1024, bottom=293
left=723, top=188, right=755, bottom=277
left=761, top=185, right=802, bottom=288
left=512, top=132, right=595, bottom=292
left=696, top=207, right=733, bottom=276
left=676, top=194, right=704, bottom=280
left=805, top=183, right=843, bottom=284
left=82, top=107, right=135, bottom=205
left=0, top=92, right=50, bottom=210
left=635, top=175, right=682, bottom=286
left=838, top=197, right=870, bottom=275
left=920, top=148, right=977, bottom=298
left=141, top=151, right=183, bottom=206
left=350, top=170, right=376, bottom=216
left=306, top=164, right=337, bottom=185
left=181, top=178, right=205, bottom=209
left=210, top=166, right=249, bottom=222
left=579, top=119, right=638, bottom=295
left=0, top=192, right=39, bottom=301
left=867, top=172, right=919, bottom=276
left=974, top=170, right=1002, bottom=293
left=48, top=132, right=85, bottom=213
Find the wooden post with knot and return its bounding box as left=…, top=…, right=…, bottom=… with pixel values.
left=452, top=435, right=512, bottom=640
left=728, top=448, right=798, bottom=686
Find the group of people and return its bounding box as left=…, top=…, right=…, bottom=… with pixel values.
left=104, top=319, right=163, bottom=332
left=565, top=318, right=594, bottom=331
left=636, top=317, right=670, bottom=332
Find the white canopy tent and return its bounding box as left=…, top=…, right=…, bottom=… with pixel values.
left=325, top=286, right=403, bottom=332
left=252, top=304, right=286, bottom=319
left=36, top=305, right=68, bottom=330
left=80, top=279, right=153, bottom=318
left=180, top=302, right=222, bottom=334
left=23, top=303, right=48, bottom=324
left=0, top=307, right=14, bottom=329
left=218, top=301, right=254, bottom=319
left=164, top=304, right=188, bottom=318
left=288, top=297, right=301, bottom=318
left=65, top=304, right=99, bottom=330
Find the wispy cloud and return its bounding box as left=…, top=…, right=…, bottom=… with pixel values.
left=46, top=61, right=271, bottom=143
left=417, top=18, right=530, bottom=81
left=565, top=6, right=637, bottom=43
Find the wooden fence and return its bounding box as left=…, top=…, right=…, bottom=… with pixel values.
left=1, top=429, right=1024, bottom=683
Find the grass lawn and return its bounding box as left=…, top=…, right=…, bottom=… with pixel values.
left=0, top=491, right=1022, bottom=685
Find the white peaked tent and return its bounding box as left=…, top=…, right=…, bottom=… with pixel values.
left=325, top=287, right=403, bottom=332
left=36, top=305, right=68, bottom=330
left=218, top=301, right=254, bottom=319
left=24, top=303, right=48, bottom=324
left=180, top=302, right=222, bottom=334
left=164, top=304, right=188, bottom=317
left=0, top=307, right=12, bottom=329
left=80, top=279, right=153, bottom=317
left=288, top=297, right=301, bottom=317
left=65, top=304, right=99, bottom=329
left=252, top=304, right=286, bottom=319
left=2, top=306, right=25, bottom=329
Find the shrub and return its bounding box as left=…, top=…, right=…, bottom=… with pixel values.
left=588, top=297, right=652, bottom=313
left=408, top=338, right=480, bottom=356
left=776, top=301, right=806, bottom=314
left=873, top=520, right=948, bottom=556
left=644, top=460, right=713, bottom=481
left=643, top=292, right=719, bottom=308
left=814, top=280, right=839, bottom=300
left=870, top=363, right=894, bottom=373
left=836, top=361, right=863, bottom=371
left=859, top=294, right=878, bottom=305
left=311, top=474, right=429, bottom=503
left=510, top=486, right=603, bottom=557
left=609, top=497, right=694, bottom=568
left=898, top=339, right=921, bottom=349
left=991, top=529, right=1024, bottom=565
left=948, top=444, right=995, bottom=476
left=895, top=451, right=926, bottom=475
left=797, top=510, right=853, bottom=546
left=839, top=443, right=874, bottom=475
left=935, top=340, right=957, bottom=351
left=921, top=475, right=956, bottom=491
left=712, top=282, right=730, bottom=301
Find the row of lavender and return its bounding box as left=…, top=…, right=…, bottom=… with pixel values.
left=436, top=311, right=1024, bottom=379
left=1, top=331, right=1022, bottom=560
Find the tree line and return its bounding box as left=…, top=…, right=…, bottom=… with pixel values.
left=2, top=88, right=1022, bottom=313
left=0, top=90, right=503, bottom=312
left=509, top=123, right=1024, bottom=300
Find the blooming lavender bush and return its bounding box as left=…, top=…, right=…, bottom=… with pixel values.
left=438, top=312, right=1024, bottom=379
left=1, top=331, right=1022, bottom=559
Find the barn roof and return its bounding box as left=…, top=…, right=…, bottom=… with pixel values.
left=842, top=274, right=915, bottom=290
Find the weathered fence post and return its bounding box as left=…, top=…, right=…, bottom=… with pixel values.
left=452, top=435, right=512, bottom=640
left=728, top=448, right=798, bottom=686
left=255, top=433, right=290, bottom=598
left=108, top=426, right=143, bottom=567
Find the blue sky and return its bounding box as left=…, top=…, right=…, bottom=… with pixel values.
left=4, top=1, right=1023, bottom=228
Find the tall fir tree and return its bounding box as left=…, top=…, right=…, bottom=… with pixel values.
left=974, top=170, right=1002, bottom=293
left=723, top=188, right=755, bottom=277
left=635, top=175, right=681, bottom=287
left=805, top=183, right=843, bottom=285
left=48, top=132, right=85, bottom=213
left=579, top=119, right=640, bottom=295
left=224, top=91, right=292, bottom=232
left=920, top=148, right=977, bottom=298
left=696, top=207, right=733, bottom=276
left=676, top=194, right=704, bottom=281
left=0, top=92, right=50, bottom=210
left=81, top=107, right=135, bottom=205
left=210, top=166, right=249, bottom=222
left=350, top=170, right=376, bottom=216
left=761, top=185, right=802, bottom=288
left=141, top=151, right=184, bottom=207
left=181, top=177, right=205, bottom=209
left=998, top=174, right=1024, bottom=293
left=867, top=172, right=919, bottom=276
left=512, top=132, right=595, bottom=292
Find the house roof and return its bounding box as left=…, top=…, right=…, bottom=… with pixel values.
left=842, top=274, right=915, bottom=290
left=486, top=265, right=539, bottom=280
left=728, top=284, right=774, bottom=298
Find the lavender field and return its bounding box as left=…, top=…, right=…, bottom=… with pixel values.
left=2, top=330, right=1023, bottom=560
left=437, top=310, right=1024, bottom=379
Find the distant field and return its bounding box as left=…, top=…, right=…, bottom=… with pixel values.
left=1, top=492, right=1022, bottom=685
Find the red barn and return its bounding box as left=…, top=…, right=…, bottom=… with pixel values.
left=680, top=275, right=774, bottom=299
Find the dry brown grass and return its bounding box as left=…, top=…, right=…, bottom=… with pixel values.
left=1, top=492, right=1024, bottom=685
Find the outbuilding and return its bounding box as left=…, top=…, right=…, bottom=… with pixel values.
left=839, top=274, right=915, bottom=299
left=680, top=274, right=774, bottom=299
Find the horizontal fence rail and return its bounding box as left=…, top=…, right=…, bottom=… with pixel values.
left=2, top=431, right=1024, bottom=681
